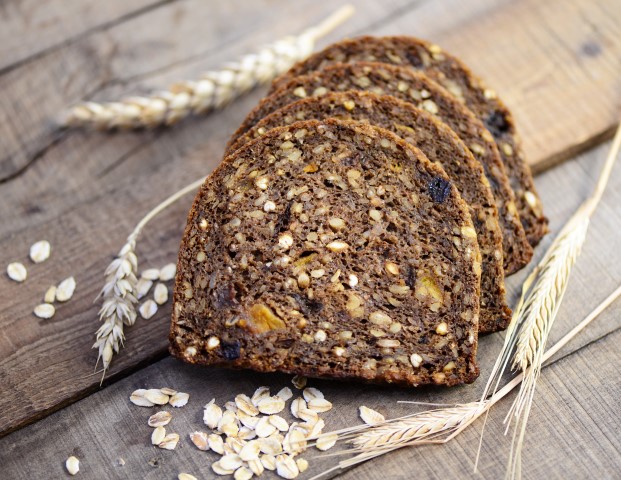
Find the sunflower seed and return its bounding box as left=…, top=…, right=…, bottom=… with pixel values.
left=257, top=396, right=285, bottom=415
left=234, top=466, right=253, bottom=480
left=283, top=429, right=307, bottom=455
left=153, top=283, right=168, bottom=305
left=269, top=415, right=289, bottom=432
left=148, top=411, right=172, bottom=427
left=130, top=389, right=155, bottom=407
left=160, top=387, right=177, bottom=396
left=30, top=240, right=51, bottom=263
left=159, top=263, right=177, bottom=281
left=34, top=303, right=55, bottom=319
left=296, top=458, right=309, bottom=473
left=291, top=375, right=307, bottom=389
left=43, top=285, right=56, bottom=303
left=248, top=458, right=264, bottom=476
left=141, top=268, right=160, bottom=280
left=261, top=454, right=277, bottom=470
left=220, top=454, right=243, bottom=471
left=316, top=433, right=338, bottom=451
left=170, top=392, right=189, bottom=408
left=235, top=394, right=259, bottom=416
left=152, top=426, right=166, bottom=445
left=239, top=439, right=261, bottom=461
left=290, top=398, right=306, bottom=419
left=56, top=276, right=76, bottom=302
left=251, top=386, right=271, bottom=406
left=208, top=434, right=225, bottom=454
left=258, top=436, right=282, bottom=455
left=178, top=474, right=198, bottom=480
left=302, top=387, right=324, bottom=402
left=359, top=406, right=385, bottom=425
left=255, top=416, right=277, bottom=438
left=65, top=456, right=79, bottom=475
left=159, top=433, right=180, bottom=450
left=136, top=278, right=153, bottom=299
left=7, top=262, right=27, bottom=282
left=144, top=389, right=169, bottom=405
left=276, top=387, right=293, bottom=402
left=139, top=299, right=158, bottom=320
left=190, top=431, right=210, bottom=451
left=212, top=460, right=235, bottom=476
left=204, top=401, right=223, bottom=428
left=276, top=454, right=299, bottom=479
left=307, top=398, right=333, bottom=413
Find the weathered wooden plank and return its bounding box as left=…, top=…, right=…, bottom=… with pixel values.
left=368, top=0, right=621, bottom=172
left=0, top=0, right=170, bottom=72
left=0, top=298, right=618, bottom=479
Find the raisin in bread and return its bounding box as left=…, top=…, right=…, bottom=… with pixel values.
left=227, top=91, right=509, bottom=332
left=171, top=119, right=481, bottom=386
left=271, top=36, right=548, bottom=246
left=229, top=62, right=532, bottom=274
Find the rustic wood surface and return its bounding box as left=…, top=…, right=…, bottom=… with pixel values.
left=0, top=0, right=620, bottom=477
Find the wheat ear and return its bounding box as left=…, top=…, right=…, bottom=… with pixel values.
left=505, top=120, right=621, bottom=479
left=62, top=5, right=354, bottom=130
left=309, top=283, right=621, bottom=480
left=93, top=177, right=206, bottom=377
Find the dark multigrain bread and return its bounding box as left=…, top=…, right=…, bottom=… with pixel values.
left=271, top=36, right=548, bottom=246
left=227, top=91, right=510, bottom=332
left=229, top=62, right=532, bottom=274
left=171, top=119, right=481, bottom=386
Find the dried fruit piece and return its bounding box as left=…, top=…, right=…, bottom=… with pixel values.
left=148, top=411, right=172, bottom=427
left=169, top=392, right=189, bottom=407
left=139, top=299, right=158, bottom=320
left=428, top=176, right=452, bottom=203
left=56, top=276, right=76, bottom=302
left=7, top=262, right=27, bottom=282
left=65, top=456, right=79, bottom=476
left=247, top=304, right=286, bottom=333
left=30, top=240, right=51, bottom=263
left=359, top=406, right=385, bottom=425
left=33, top=303, right=55, bottom=319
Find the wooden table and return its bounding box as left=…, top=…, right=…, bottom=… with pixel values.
left=1, top=0, right=620, bottom=478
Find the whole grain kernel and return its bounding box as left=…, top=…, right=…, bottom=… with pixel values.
left=385, top=262, right=400, bottom=275
left=377, top=339, right=400, bottom=348
left=328, top=217, right=345, bottom=231
left=436, top=322, right=449, bottom=335
left=369, top=209, right=382, bottom=221
left=410, top=353, right=423, bottom=368
left=333, top=346, right=346, bottom=357
left=264, top=200, right=276, bottom=212
left=207, top=336, right=221, bottom=350
left=278, top=233, right=294, bottom=250
left=310, top=269, right=325, bottom=278
left=34, top=303, right=55, bottom=319
left=29, top=240, right=51, bottom=264
left=293, top=87, right=307, bottom=98
left=348, top=274, right=359, bottom=288
left=196, top=251, right=206, bottom=262
left=343, top=100, right=355, bottom=111
left=255, top=176, right=269, bottom=190
left=314, top=330, right=327, bottom=342
left=369, top=311, right=392, bottom=326
left=389, top=322, right=402, bottom=334
left=297, top=273, right=310, bottom=289
left=326, top=241, right=348, bottom=253
left=65, top=456, right=80, bottom=476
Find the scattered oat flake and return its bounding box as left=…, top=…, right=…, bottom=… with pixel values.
left=291, top=375, right=307, bottom=389
left=236, top=393, right=259, bottom=416
left=239, top=440, right=261, bottom=461
left=7, top=262, right=27, bottom=282
left=316, top=433, right=338, bottom=451
left=290, top=397, right=306, bottom=419
left=255, top=417, right=277, bottom=438
left=178, top=474, right=198, bottom=480
left=139, top=299, right=158, bottom=320
left=276, top=454, right=300, bottom=479
left=220, top=454, right=243, bottom=471
left=248, top=459, right=264, bottom=476
left=153, top=282, right=168, bottom=305
left=359, top=405, right=385, bottom=425
left=152, top=426, right=166, bottom=445
left=257, top=396, right=285, bottom=415
left=29, top=240, right=51, bottom=263
left=276, top=387, right=293, bottom=401
left=302, top=387, right=324, bottom=402
left=144, top=388, right=169, bottom=405
left=141, top=268, right=160, bottom=280
left=307, top=398, right=333, bottom=413
left=259, top=436, right=283, bottom=455
left=65, top=456, right=79, bottom=475
left=283, top=429, right=307, bottom=455
left=204, top=402, right=223, bottom=429
left=159, top=433, right=180, bottom=450
left=44, top=285, right=56, bottom=303
left=190, top=431, right=210, bottom=451
left=251, top=386, right=271, bottom=406
left=212, top=460, right=235, bottom=476
left=148, top=411, right=172, bottom=427
left=208, top=434, right=225, bottom=454
left=297, top=407, right=318, bottom=424
left=296, top=458, right=309, bottom=473
left=160, top=387, right=177, bottom=395
left=238, top=426, right=257, bottom=441
left=234, top=466, right=253, bottom=480
left=56, top=276, right=76, bottom=302
left=34, top=303, right=55, bottom=319
left=261, top=454, right=277, bottom=470
left=169, top=392, right=189, bottom=407
left=130, top=389, right=155, bottom=407
left=136, top=277, right=153, bottom=299
left=159, top=263, right=177, bottom=281
left=269, top=415, right=289, bottom=432
left=115, top=457, right=125, bottom=467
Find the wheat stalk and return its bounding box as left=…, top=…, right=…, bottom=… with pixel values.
left=309, top=283, right=621, bottom=480
left=504, top=120, right=621, bottom=479
left=94, top=177, right=206, bottom=376
left=62, top=5, right=354, bottom=130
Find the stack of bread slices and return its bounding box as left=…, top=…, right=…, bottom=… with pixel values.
left=169, top=36, right=547, bottom=387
